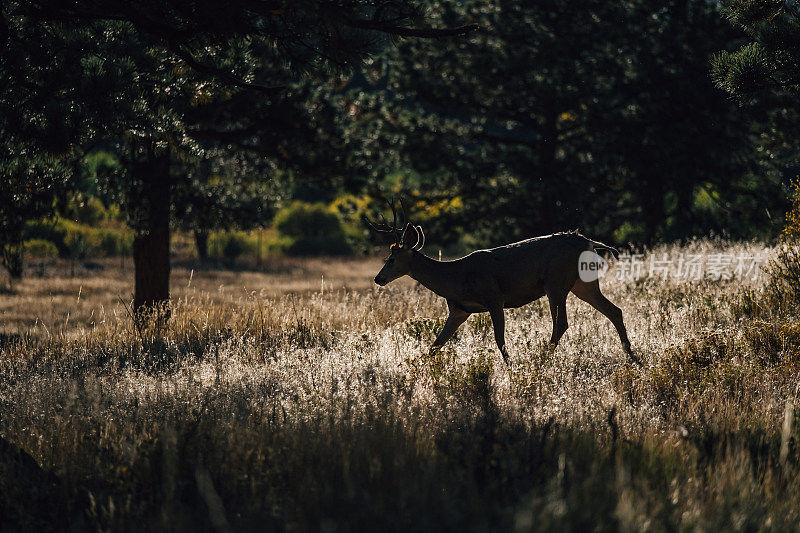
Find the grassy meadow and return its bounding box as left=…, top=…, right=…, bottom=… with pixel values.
left=1, top=240, right=800, bottom=531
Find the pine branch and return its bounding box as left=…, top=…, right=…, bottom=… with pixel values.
left=345, top=19, right=479, bottom=38
left=166, top=42, right=285, bottom=95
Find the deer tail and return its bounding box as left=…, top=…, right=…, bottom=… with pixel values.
left=588, top=239, right=620, bottom=260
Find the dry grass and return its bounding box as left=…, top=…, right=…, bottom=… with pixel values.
left=0, top=256, right=391, bottom=335
left=2, top=241, right=799, bottom=531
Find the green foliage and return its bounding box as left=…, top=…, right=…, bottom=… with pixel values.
left=273, top=202, right=352, bottom=256
left=764, top=181, right=800, bottom=310
left=711, top=42, right=772, bottom=98
left=712, top=1, right=800, bottom=100
left=332, top=193, right=467, bottom=252
left=274, top=202, right=342, bottom=239
left=1, top=1, right=470, bottom=230
left=281, top=236, right=352, bottom=257
left=23, top=221, right=65, bottom=254
left=613, top=221, right=648, bottom=244
left=712, top=1, right=800, bottom=215
left=0, top=245, right=24, bottom=279
left=64, top=230, right=92, bottom=261
left=64, top=194, right=112, bottom=225
left=344, top=0, right=779, bottom=245
left=24, top=219, right=133, bottom=258
left=0, top=144, right=69, bottom=278
left=222, top=237, right=246, bottom=262
left=23, top=239, right=58, bottom=259
left=1, top=0, right=470, bottom=305
left=174, top=166, right=277, bottom=238
left=208, top=232, right=257, bottom=262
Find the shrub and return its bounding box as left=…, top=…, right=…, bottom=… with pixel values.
left=273, top=202, right=352, bottom=256
left=446, top=350, right=494, bottom=402
left=728, top=181, right=800, bottom=319
left=64, top=229, right=96, bottom=260
left=223, top=236, right=246, bottom=261
left=764, top=180, right=800, bottom=314
left=1, top=244, right=23, bottom=278
left=282, top=236, right=351, bottom=256
left=67, top=195, right=110, bottom=225
left=208, top=232, right=257, bottom=262
left=743, top=322, right=800, bottom=369
left=98, top=228, right=133, bottom=256
left=24, top=219, right=69, bottom=255
left=263, top=234, right=293, bottom=255
left=23, top=239, right=58, bottom=258
left=648, top=331, right=734, bottom=405
left=24, top=219, right=132, bottom=258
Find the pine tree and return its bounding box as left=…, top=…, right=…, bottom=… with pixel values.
left=712, top=0, right=800, bottom=173
left=345, top=0, right=773, bottom=244
left=1, top=1, right=476, bottom=310
left=173, top=153, right=278, bottom=262
left=712, top=0, right=800, bottom=100
left=0, top=142, right=69, bottom=286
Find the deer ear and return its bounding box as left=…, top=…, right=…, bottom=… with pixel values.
left=401, top=223, right=419, bottom=248
left=414, top=225, right=425, bottom=250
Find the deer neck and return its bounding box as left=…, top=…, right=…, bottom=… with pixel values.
left=409, top=252, right=458, bottom=300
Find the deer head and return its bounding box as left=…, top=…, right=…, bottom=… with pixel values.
left=364, top=199, right=425, bottom=286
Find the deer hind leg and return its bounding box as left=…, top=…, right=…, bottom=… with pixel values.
left=570, top=279, right=637, bottom=362
left=545, top=288, right=569, bottom=349
left=431, top=305, right=470, bottom=351
left=488, top=303, right=509, bottom=364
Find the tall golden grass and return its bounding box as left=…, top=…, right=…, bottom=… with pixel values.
left=1, top=241, right=798, bottom=530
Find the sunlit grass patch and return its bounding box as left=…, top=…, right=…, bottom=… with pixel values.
left=403, top=316, right=446, bottom=342
left=743, top=321, right=800, bottom=370
left=2, top=243, right=800, bottom=529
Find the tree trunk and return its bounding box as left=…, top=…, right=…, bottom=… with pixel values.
left=194, top=230, right=209, bottom=263
left=2, top=244, right=23, bottom=280
left=133, top=150, right=171, bottom=313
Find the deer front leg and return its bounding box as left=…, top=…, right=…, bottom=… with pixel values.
left=431, top=305, right=470, bottom=351
left=488, top=304, right=509, bottom=365
left=546, top=288, right=569, bottom=350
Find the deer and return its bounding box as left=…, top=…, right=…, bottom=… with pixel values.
left=365, top=200, right=638, bottom=366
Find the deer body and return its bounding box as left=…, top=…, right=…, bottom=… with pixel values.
left=366, top=202, right=636, bottom=365
left=405, top=233, right=587, bottom=312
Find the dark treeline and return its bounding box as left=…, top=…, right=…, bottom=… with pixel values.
left=0, top=0, right=476, bottom=308
left=343, top=0, right=791, bottom=244
left=1, top=0, right=798, bottom=309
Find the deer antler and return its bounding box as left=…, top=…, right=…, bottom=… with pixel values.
left=363, top=198, right=403, bottom=243
left=364, top=197, right=426, bottom=249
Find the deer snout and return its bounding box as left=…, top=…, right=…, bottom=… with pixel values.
left=374, top=275, right=388, bottom=286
